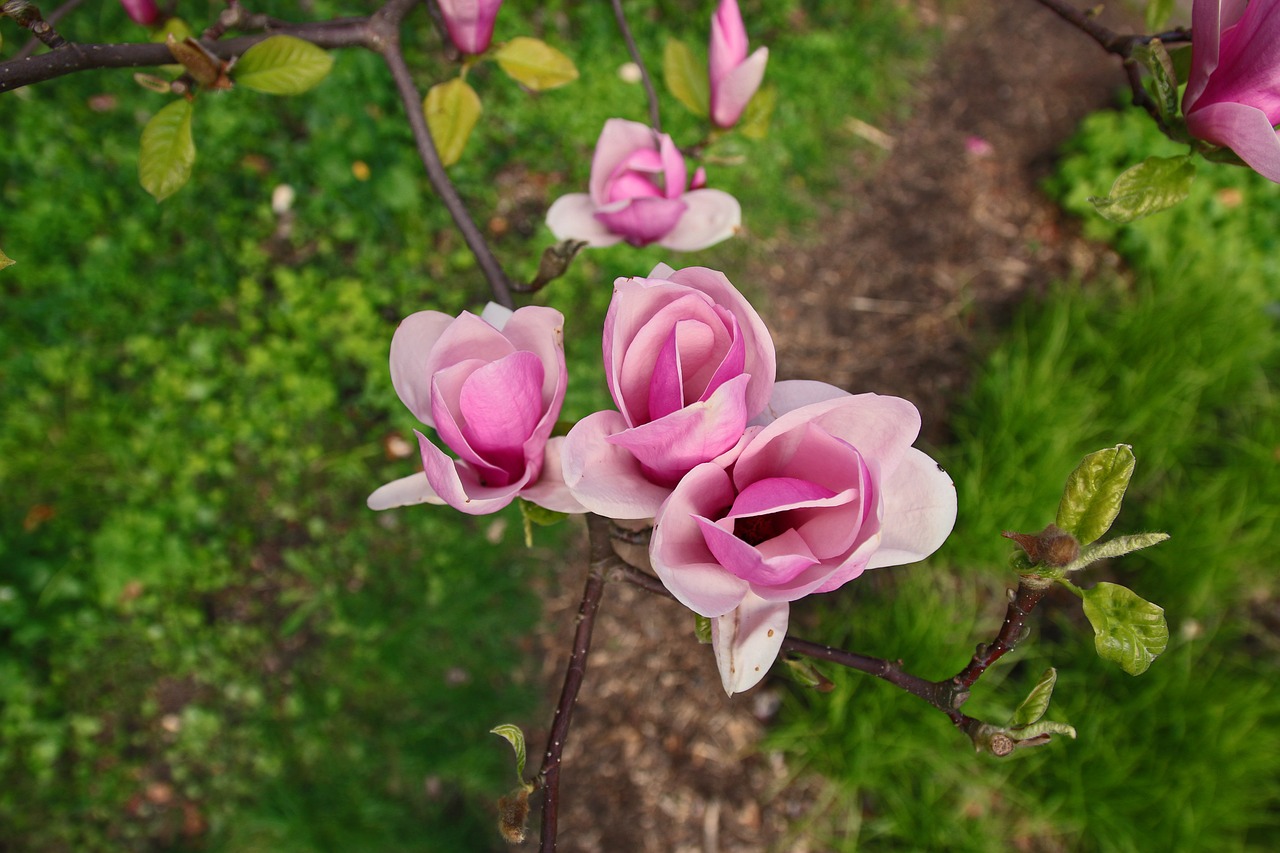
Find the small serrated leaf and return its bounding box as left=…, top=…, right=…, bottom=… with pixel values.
left=1089, top=155, right=1196, bottom=223
left=694, top=614, right=712, bottom=644
left=424, top=77, right=482, bottom=167
left=139, top=99, right=196, bottom=202
left=1012, top=719, right=1077, bottom=740
left=1082, top=582, right=1169, bottom=675
left=1009, top=668, right=1057, bottom=728
left=235, top=35, right=334, bottom=95
left=663, top=38, right=708, bottom=117
left=0, top=248, right=14, bottom=270
left=490, top=724, right=528, bottom=781
left=738, top=84, right=777, bottom=140
left=1064, top=532, right=1170, bottom=572
left=1133, top=40, right=1178, bottom=123
left=1056, top=445, right=1136, bottom=546
left=494, top=37, right=578, bottom=91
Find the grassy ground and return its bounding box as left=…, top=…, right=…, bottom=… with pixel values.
left=772, top=107, right=1280, bottom=851
left=0, top=2, right=930, bottom=850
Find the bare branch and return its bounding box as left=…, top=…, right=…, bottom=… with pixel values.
left=609, top=0, right=662, bottom=131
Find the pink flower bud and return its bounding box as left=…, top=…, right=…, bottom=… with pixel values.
left=649, top=381, right=956, bottom=693
left=367, top=304, right=583, bottom=515
left=1183, top=0, right=1280, bottom=183
left=708, top=0, right=768, bottom=128
left=438, top=0, right=504, bottom=56
left=545, top=119, right=740, bottom=250
left=118, top=0, right=158, bottom=26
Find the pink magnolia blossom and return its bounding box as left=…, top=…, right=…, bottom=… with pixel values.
left=438, top=0, right=504, bottom=55
left=1184, top=0, right=1280, bottom=182
left=545, top=119, right=741, bottom=250
left=367, top=303, right=582, bottom=516
left=708, top=0, right=769, bottom=128
left=561, top=264, right=775, bottom=519
left=649, top=381, right=957, bottom=694
left=118, top=0, right=158, bottom=26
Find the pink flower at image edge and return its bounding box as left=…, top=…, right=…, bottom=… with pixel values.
left=119, top=0, right=159, bottom=26
left=545, top=119, right=741, bottom=251
left=438, top=0, right=504, bottom=55
left=1183, top=0, right=1280, bottom=182
left=709, top=0, right=769, bottom=128
left=367, top=303, right=583, bottom=516
left=649, top=381, right=957, bottom=694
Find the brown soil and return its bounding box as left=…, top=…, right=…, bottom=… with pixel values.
left=533, top=3, right=1128, bottom=851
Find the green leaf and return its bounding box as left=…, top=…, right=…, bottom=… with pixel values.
left=1132, top=40, right=1179, bottom=124
left=1089, top=155, right=1196, bottom=222
left=494, top=37, right=578, bottom=91
left=518, top=499, right=567, bottom=528
left=490, top=724, right=528, bottom=781
left=738, top=84, right=777, bottom=140
left=1144, top=0, right=1175, bottom=31
left=1064, top=532, right=1170, bottom=572
left=150, top=18, right=193, bottom=44
left=782, top=658, right=834, bottom=692
left=663, top=38, right=708, bottom=117
left=1056, top=445, right=1136, bottom=546
left=139, top=99, right=196, bottom=202
left=1082, top=582, right=1169, bottom=675
left=1011, top=719, right=1077, bottom=741
left=235, top=35, right=334, bottom=95
left=0, top=248, right=14, bottom=271
left=1009, top=668, right=1057, bottom=728
left=694, top=614, right=712, bottom=644
left=424, top=78, right=482, bottom=168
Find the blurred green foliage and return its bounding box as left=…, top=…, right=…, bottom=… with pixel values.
left=0, top=0, right=930, bottom=849
left=773, top=106, right=1280, bottom=850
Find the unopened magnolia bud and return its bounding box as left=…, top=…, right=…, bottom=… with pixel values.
left=497, top=787, right=530, bottom=844
left=1002, top=523, right=1079, bottom=567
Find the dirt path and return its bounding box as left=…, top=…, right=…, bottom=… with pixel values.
left=534, top=4, right=1126, bottom=850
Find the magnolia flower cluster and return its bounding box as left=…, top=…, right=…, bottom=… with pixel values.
left=546, top=0, right=768, bottom=251
left=1184, top=0, right=1280, bottom=183
left=370, top=265, right=957, bottom=696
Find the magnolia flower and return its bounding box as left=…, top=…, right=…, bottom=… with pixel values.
left=368, top=303, right=582, bottom=516
left=1184, top=0, right=1280, bottom=182
left=649, top=381, right=957, bottom=694
left=438, top=0, right=504, bottom=55
left=709, top=0, right=769, bottom=128
left=118, top=0, right=158, bottom=26
left=562, top=264, right=774, bottom=519
left=545, top=119, right=741, bottom=250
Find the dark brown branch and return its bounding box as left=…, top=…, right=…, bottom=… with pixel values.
left=535, top=514, right=612, bottom=852
left=948, top=577, right=1050, bottom=692
left=609, top=0, right=662, bottom=131
left=13, top=0, right=82, bottom=60
left=0, top=18, right=372, bottom=92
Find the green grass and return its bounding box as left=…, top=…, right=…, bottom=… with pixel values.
left=0, top=1, right=932, bottom=849
left=772, top=107, right=1280, bottom=850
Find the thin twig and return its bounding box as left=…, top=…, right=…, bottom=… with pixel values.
left=535, top=514, right=613, bottom=852
left=948, top=577, right=1050, bottom=692
left=372, top=2, right=515, bottom=309
left=13, top=0, right=82, bottom=60
left=609, top=0, right=661, bottom=131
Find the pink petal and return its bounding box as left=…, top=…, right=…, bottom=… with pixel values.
left=1186, top=0, right=1250, bottom=109
left=519, top=437, right=588, bottom=514
left=588, top=119, right=661, bottom=204
left=367, top=471, right=445, bottom=511
left=656, top=189, right=743, bottom=252
left=729, top=477, right=838, bottom=516
left=546, top=193, right=624, bottom=247
left=418, top=430, right=529, bottom=515
left=561, top=410, right=675, bottom=518
left=752, top=379, right=850, bottom=425
left=650, top=464, right=751, bottom=615
left=1187, top=101, right=1280, bottom=184
left=495, top=305, right=568, bottom=430
left=711, top=591, right=789, bottom=695
left=616, top=291, right=726, bottom=423
left=712, top=47, right=768, bottom=128
left=606, top=374, right=752, bottom=485
left=388, top=310, right=462, bottom=426
left=438, top=0, right=503, bottom=54
left=658, top=133, right=689, bottom=200
left=595, top=197, right=689, bottom=246
left=430, top=360, right=519, bottom=484
left=865, top=447, right=957, bottom=570
left=709, top=0, right=749, bottom=85
left=698, top=519, right=820, bottom=587
left=457, top=351, right=545, bottom=465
